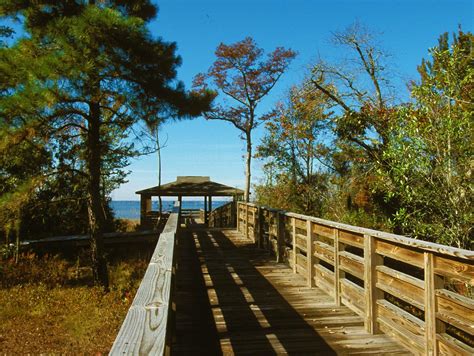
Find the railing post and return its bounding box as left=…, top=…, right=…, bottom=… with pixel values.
left=424, top=252, right=444, bottom=356
left=334, top=229, right=344, bottom=306
left=364, top=234, right=383, bottom=334
left=292, top=218, right=297, bottom=273
left=245, top=203, right=249, bottom=239
left=236, top=202, right=241, bottom=232
left=276, top=211, right=285, bottom=263
left=306, top=219, right=314, bottom=287
left=256, top=206, right=263, bottom=248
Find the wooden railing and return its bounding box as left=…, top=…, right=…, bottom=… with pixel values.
left=237, top=202, right=474, bottom=356
left=209, top=201, right=236, bottom=228
left=180, top=208, right=201, bottom=224
left=110, top=202, right=181, bottom=356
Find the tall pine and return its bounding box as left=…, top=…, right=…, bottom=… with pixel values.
left=1, top=1, right=211, bottom=288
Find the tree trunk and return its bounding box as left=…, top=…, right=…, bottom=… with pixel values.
left=87, top=101, right=109, bottom=290
left=244, top=130, right=252, bottom=202
left=157, top=129, right=162, bottom=218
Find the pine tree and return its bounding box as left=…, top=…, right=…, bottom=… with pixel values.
left=1, top=1, right=211, bottom=288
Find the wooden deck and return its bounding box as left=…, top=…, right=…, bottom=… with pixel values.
left=173, top=226, right=410, bottom=355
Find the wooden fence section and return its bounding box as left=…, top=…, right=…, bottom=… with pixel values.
left=110, top=202, right=181, bottom=356
left=209, top=201, right=236, bottom=227
left=237, top=202, right=474, bottom=356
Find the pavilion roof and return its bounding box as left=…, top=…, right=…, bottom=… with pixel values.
left=135, top=176, right=244, bottom=197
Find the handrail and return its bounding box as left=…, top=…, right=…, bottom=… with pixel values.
left=237, top=202, right=474, bottom=355
left=109, top=201, right=181, bottom=356
left=209, top=201, right=236, bottom=228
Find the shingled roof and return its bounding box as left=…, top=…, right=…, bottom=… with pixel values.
left=136, top=176, right=244, bottom=197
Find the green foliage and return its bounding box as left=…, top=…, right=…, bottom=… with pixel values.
left=256, top=27, right=473, bottom=248
left=1, top=1, right=211, bottom=286
left=377, top=29, right=473, bottom=248
left=256, top=80, right=333, bottom=216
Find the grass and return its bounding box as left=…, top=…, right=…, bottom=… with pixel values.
left=0, top=247, right=149, bottom=354
left=114, top=218, right=140, bottom=232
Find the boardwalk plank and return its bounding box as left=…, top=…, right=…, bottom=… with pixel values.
left=173, top=226, right=411, bottom=355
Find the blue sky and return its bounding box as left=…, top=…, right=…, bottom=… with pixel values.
left=112, top=0, right=473, bottom=200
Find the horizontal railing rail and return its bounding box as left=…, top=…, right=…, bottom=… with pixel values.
left=237, top=202, right=474, bottom=356
left=110, top=202, right=181, bottom=356
left=209, top=201, right=236, bottom=228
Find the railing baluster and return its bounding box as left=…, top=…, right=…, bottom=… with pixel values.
left=306, top=219, right=314, bottom=287
left=236, top=202, right=241, bottom=232
left=292, top=217, right=297, bottom=273
left=256, top=206, right=263, bottom=248
left=276, top=211, right=284, bottom=263
left=364, top=234, right=383, bottom=334
left=424, top=252, right=445, bottom=355
left=334, top=229, right=343, bottom=306
left=245, top=203, right=249, bottom=239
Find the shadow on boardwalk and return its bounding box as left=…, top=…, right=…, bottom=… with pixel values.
left=173, top=226, right=409, bottom=355
left=174, top=226, right=334, bottom=355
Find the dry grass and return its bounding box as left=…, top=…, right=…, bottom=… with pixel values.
left=114, top=218, right=140, bottom=232
left=0, top=251, right=148, bottom=354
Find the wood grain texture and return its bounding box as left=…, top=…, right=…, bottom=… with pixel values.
left=424, top=252, right=440, bottom=355
left=314, top=241, right=335, bottom=265
left=436, top=289, right=474, bottom=335
left=364, top=234, right=383, bottom=334
left=314, top=264, right=335, bottom=297
left=437, top=333, right=474, bottom=356
left=338, top=230, right=364, bottom=249
left=433, top=255, right=474, bottom=283
left=110, top=212, right=180, bottom=356
left=306, top=220, right=314, bottom=287
left=340, top=278, right=365, bottom=317
left=293, top=218, right=307, bottom=230
left=339, top=251, right=364, bottom=280
left=378, top=301, right=425, bottom=355
left=312, top=223, right=335, bottom=239
left=377, top=300, right=425, bottom=341
left=334, top=229, right=343, bottom=307
left=375, top=239, right=424, bottom=268
left=376, top=265, right=425, bottom=310
left=292, top=217, right=297, bottom=273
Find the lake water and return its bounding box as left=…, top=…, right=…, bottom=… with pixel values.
left=110, top=200, right=229, bottom=220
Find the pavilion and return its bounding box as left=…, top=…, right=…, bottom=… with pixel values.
left=136, top=176, right=244, bottom=228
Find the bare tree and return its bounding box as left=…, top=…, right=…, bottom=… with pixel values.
left=310, top=22, right=395, bottom=161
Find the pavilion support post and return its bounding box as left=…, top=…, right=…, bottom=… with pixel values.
left=208, top=195, right=212, bottom=227
left=140, top=194, right=151, bottom=228
left=177, top=196, right=182, bottom=224
left=204, top=196, right=208, bottom=225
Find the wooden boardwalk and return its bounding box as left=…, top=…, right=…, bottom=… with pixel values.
left=173, top=226, right=410, bottom=355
